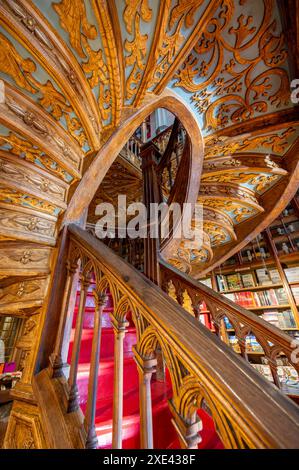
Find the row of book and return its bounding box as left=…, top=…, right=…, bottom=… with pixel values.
left=252, top=364, right=299, bottom=392
left=223, top=309, right=296, bottom=330
left=223, top=288, right=288, bottom=308
left=229, top=335, right=263, bottom=353
left=285, top=267, right=299, bottom=283
left=261, top=310, right=296, bottom=329
left=217, top=268, right=281, bottom=291
left=291, top=285, right=299, bottom=303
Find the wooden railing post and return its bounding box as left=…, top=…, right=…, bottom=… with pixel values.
left=140, top=141, right=161, bottom=285
left=168, top=400, right=202, bottom=449
left=49, top=259, right=78, bottom=378
left=237, top=336, right=248, bottom=360
left=268, top=358, right=281, bottom=388
left=84, top=291, right=108, bottom=449
left=67, top=272, right=91, bottom=413
left=111, top=317, right=128, bottom=449
left=133, top=347, right=157, bottom=449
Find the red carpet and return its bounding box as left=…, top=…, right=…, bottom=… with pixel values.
left=67, top=284, right=223, bottom=449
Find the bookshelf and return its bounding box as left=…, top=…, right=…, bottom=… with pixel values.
left=199, top=193, right=299, bottom=397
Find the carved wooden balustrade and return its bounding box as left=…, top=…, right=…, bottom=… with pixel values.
left=160, top=259, right=299, bottom=390
left=46, top=224, right=299, bottom=449
left=120, top=136, right=142, bottom=168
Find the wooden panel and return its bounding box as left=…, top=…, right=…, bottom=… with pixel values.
left=0, top=203, right=56, bottom=245
left=0, top=242, right=52, bottom=276
left=0, top=275, right=49, bottom=311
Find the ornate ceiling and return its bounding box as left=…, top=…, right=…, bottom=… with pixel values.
left=0, top=0, right=298, bottom=287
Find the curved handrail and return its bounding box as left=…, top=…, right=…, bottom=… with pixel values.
left=67, top=225, right=299, bottom=448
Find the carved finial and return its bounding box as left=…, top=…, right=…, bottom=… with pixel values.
left=93, top=290, right=108, bottom=307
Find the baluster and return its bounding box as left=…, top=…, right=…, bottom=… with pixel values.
left=50, top=259, right=78, bottom=377
left=111, top=317, right=129, bottom=448
left=84, top=291, right=108, bottom=449
left=213, top=320, right=221, bottom=337
left=67, top=272, right=91, bottom=413
left=268, top=357, right=281, bottom=388
left=191, top=295, right=201, bottom=321
left=237, top=336, right=248, bottom=360
left=133, top=347, right=157, bottom=449
left=176, top=286, right=184, bottom=307
left=155, top=345, right=165, bottom=382
left=169, top=400, right=202, bottom=449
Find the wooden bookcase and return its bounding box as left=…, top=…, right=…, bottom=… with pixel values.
left=199, top=193, right=299, bottom=398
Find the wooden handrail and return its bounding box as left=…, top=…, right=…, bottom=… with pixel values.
left=159, top=259, right=299, bottom=386
left=64, top=224, right=299, bottom=448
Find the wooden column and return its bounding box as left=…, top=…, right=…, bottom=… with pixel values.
left=67, top=273, right=90, bottom=413
left=85, top=291, right=108, bottom=449
left=264, top=228, right=299, bottom=327
left=168, top=399, right=202, bottom=449
left=111, top=317, right=128, bottom=449
left=49, top=259, right=78, bottom=378
left=140, top=142, right=161, bottom=285
left=133, top=346, right=157, bottom=449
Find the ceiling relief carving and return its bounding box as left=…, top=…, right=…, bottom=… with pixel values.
left=0, top=30, right=88, bottom=149
left=204, top=125, right=299, bottom=158
left=173, top=0, right=291, bottom=133
left=0, top=129, right=73, bottom=183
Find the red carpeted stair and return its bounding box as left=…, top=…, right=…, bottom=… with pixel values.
left=67, top=282, right=223, bottom=449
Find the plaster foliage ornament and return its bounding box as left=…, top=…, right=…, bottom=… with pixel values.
left=203, top=158, right=242, bottom=170
left=201, top=172, right=280, bottom=192
left=0, top=33, right=37, bottom=94
left=81, top=36, right=111, bottom=122
left=0, top=185, right=57, bottom=215
left=30, top=80, right=87, bottom=147
left=204, top=127, right=297, bottom=158
left=124, top=0, right=152, bottom=101
left=0, top=158, right=65, bottom=199
left=203, top=222, right=229, bottom=246
left=174, top=0, right=290, bottom=130
left=0, top=132, right=71, bottom=182
left=0, top=32, right=87, bottom=147
left=53, top=0, right=97, bottom=58
left=123, top=0, right=152, bottom=34
left=199, top=197, right=256, bottom=223
left=169, top=0, right=201, bottom=29
left=149, top=0, right=205, bottom=90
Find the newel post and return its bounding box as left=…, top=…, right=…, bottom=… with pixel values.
left=49, top=259, right=78, bottom=378
left=85, top=291, right=108, bottom=449
left=168, top=399, right=202, bottom=449
left=133, top=346, right=157, bottom=449
left=67, top=272, right=91, bottom=413
left=111, top=317, right=129, bottom=449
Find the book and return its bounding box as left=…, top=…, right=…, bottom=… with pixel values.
left=226, top=273, right=243, bottom=290
left=291, top=286, right=299, bottom=303
left=285, top=267, right=299, bottom=283
left=269, top=268, right=281, bottom=284
left=216, top=275, right=227, bottom=291
left=262, top=310, right=280, bottom=328
left=275, top=287, right=288, bottom=305
left=200, top=278, right=212, bottom=288
left=241, top=273, right=255, bottom=288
